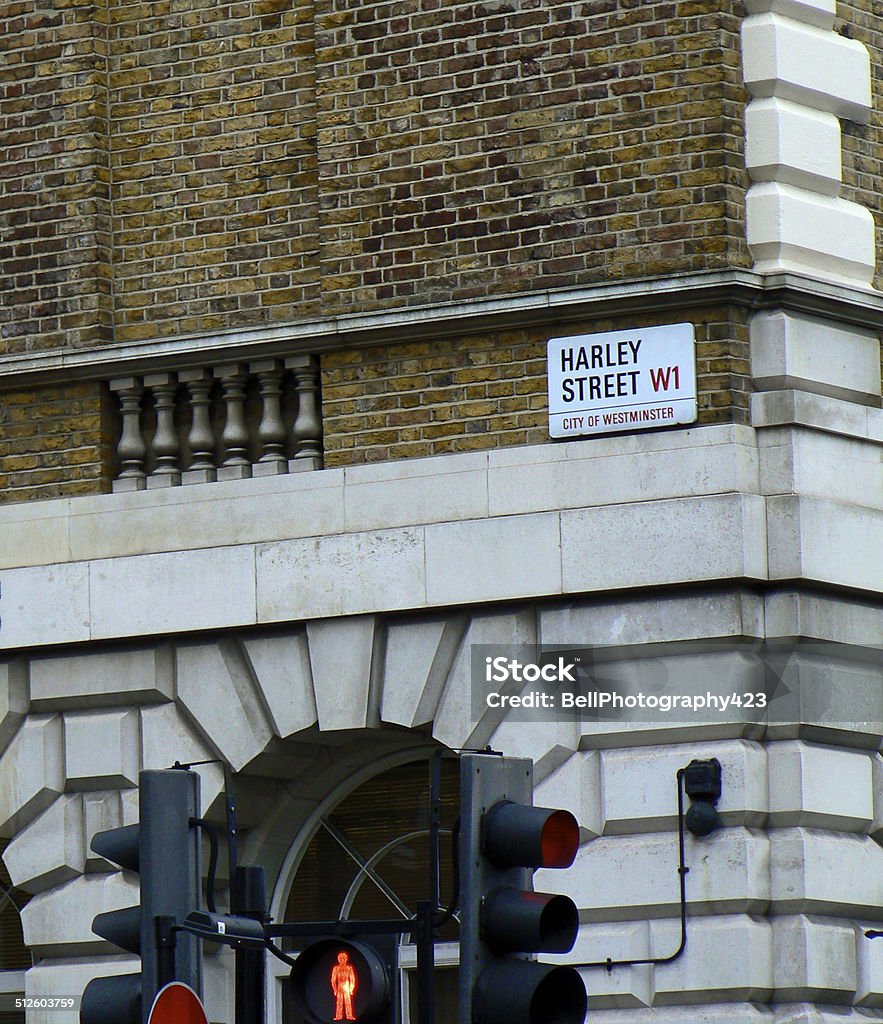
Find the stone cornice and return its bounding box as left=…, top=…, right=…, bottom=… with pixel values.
left=0, top=269, right=881, bottom=389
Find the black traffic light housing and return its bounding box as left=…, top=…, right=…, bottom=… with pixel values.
left=81, top=769, right=202, bottom=1024
left=286, top=933, right=399, bottom=1024
left=459, top=753, right=587, bottom=1024
left=683, top=758, right=722, bottom=837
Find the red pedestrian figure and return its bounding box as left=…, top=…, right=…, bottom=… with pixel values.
left=331, top=950, right=357, bottom=1021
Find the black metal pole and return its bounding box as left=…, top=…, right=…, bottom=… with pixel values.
left=234, top=866, right=266, bottom=1024
left=415, top=900, right=435, bottom=1024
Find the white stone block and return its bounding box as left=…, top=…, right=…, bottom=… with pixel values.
left=139, top=705, right=225, bottom=814
left=30, top=646, right=174, bottom=711
left=551, top=921, right=653, bottom=1007
left=745, top=99, right=841, bottom=195
left=743, top=0, right=835, bottom=30
left=257, top=527, right=425, bottom=621
left=760, top=430, right=882, bottom=511
left=539, top=590, right=765, bottom=648
left=82, top=791, right=131, bottom=871
left=584, top=1005, right=774, bottom=1024
left=652, top=915, right=773, bottom=1004
left=306, top=617, right=377, bottom=731
left=742, top=14, right=872, bottom=122
left=425, top=512, right=562, bottom=607
left=343, top=451, right=488, bottom=532
left=63, top=710, right=140, bottom=790
left=432, top=607, right=536, bottom=750
left=488, top=713, right=579, bottom=783
left=764, top=590, right=883, bottom=649
left=242, top=630, right=317, bottom=738
left=0, top=714, right=64, bottom=836
left=746, top=182, right=876, bottom=284
left=750, top=310, right=882, bottom=402
left=22, top=873, right=137, bottom=956
left=203, top=947, right=236, bottom=1024
left=0, top=499, right=70, bottom=571
left=767, top=495, right=883, bottom=595
left=762, top=648, right=883, bottom=747
left=566, top=649, right=766, bottom=736
left=175, top=642, right=274, bottom=772
left=768, top=741, right=873, bottom=831
left=548, top=829, right=770, bottom=920
left=0, top=658, right=28, bottom=752
left=772, top=917, right=857, bottom=1002
left=68, top=468, right=345, bottom=560
left=857, top=912, right=883, bottom=1007
left=872, top=755, right=883, bottom=843
left=560, top=495, right=768, bottom=594
left=381, top=615, right=465, bottom=729
left=534, top=750, right=602, bottom=841
left=0, top=562, right=91, bottom=650
left=770, top=829, right=883, bottom=915
left=487, top=436, right=759, bottom=517
left=89, top=546, right=257, bottom=641
left=2, top=795, right=83, bottom=892
left=602, top=741, right=767, bottom=836
left=752, top=388, right=877, bottom=442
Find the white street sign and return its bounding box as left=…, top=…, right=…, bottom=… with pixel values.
left=547, top=323, right=697, bottom=438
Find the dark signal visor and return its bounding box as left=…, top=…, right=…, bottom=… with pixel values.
left=483, top=801, right=579, bottom=869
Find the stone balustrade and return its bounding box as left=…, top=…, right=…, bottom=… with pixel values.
left=108, top=354, right=322, bottom=491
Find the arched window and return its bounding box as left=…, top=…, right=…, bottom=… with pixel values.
left=277, top=756, right=460, bottom=1024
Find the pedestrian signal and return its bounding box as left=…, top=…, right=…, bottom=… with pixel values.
left=287, top=936, right=398, bottom=1024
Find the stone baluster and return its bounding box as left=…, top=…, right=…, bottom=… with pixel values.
left=180, top=368, right=217, bottom=484
left=251, top=359, right=287, bottom=476
left=110, top=377, right=146, bottom=492
left=286, top=354, right=323, bottom=471
left=215, top=365, right=252, bottom=480
left=145, top=373, right=182, bottom=487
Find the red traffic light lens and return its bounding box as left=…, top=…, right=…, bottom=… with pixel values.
left=540, top=810, right=579, bottom=868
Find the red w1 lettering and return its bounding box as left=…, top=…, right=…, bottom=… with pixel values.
left=649, top=365, right=679, bottom=392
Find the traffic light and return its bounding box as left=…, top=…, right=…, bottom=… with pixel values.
left=286, top=934, right=399, bottom=1024
left=459, top=753, right=586, bottom=1024
left=81, top=769, right=202, bottom=1024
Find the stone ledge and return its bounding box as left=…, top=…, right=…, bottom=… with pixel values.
left=1, top=271, right=883, bottom=388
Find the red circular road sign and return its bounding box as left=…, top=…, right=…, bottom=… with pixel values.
left=147, top=983, right=209, bottom=1024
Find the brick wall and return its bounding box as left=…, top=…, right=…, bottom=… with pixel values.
left=314, top=0, right=750, bottom=315
left=0, top=0, right=113, bottom=354
left=0, top=381, right=113, bottom=503
left=1, top=0, right=751, bottom=353
left=322, top=307, right=751, bottom=466
left=108, top=0, right=320, bottom=341
left=2, top=2, right=879, bottom=504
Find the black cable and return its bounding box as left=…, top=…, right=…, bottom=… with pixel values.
left=190, top=817, right=220, bottom=914
left=265, top=937, right=298, bottom=968
left=571, top=768, right=690, bottom=971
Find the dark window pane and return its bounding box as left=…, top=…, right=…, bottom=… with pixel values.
left=0, top=839, right=31, bottom=970
left=407, top=966, right=458, bottom=1024
left=284, top=758, right=459, bottom=942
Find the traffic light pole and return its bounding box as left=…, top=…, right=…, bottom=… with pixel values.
left=234, top=866, right=267, bottom=1024
left=416, top=901, right=435, bottom=1024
